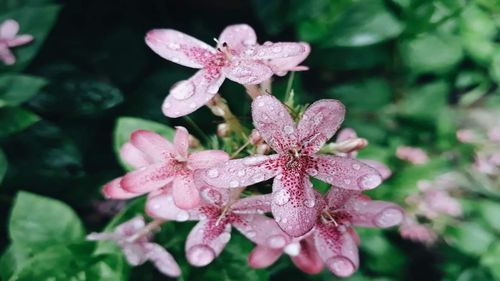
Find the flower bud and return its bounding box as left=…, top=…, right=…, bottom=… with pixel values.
left=249, top=129, right=263, bottom=145
left=396, top=146, right=429, bottom=165
left=217, top=123, right=230, bottom=138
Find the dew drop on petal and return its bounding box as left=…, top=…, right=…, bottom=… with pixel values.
left=229, top=180, right=239, bottom=188
left=176, top=210, right=190, bottom=222
left=171, top=80, right=195, bottom=101
left=187, top=245, right=215, bottom=267
left=375, top=208, right=403, bottom=227
left=207, top=84, right=219, bottom=94
left=284, top=242, right=301, bottom=256
left=352, top=163, right=361, bottom=170
left=357, top=174, right=382, bottom=190
left=303, top=198, right=316, bottom=208
left=252, top=173, right=265, bottom=183
left=344, top=179, right=351, bottom=185
left=163, top=102, right=171, bottom=109
left=219, top=232, right=232, bottom=243
left=327, top=257, right=355, bottom=277
left=189, top=102, right=197, bottom=109
left=274, top=189, right=291, bottom=206
left=168, top=42, right=180, bottom=50
left=246, top=231, right=257, bottom=238
left=283, top=125, right=294, bottom=135
left=272, top=46, right=282, bottom=53
left=306, top=168, right=318, bottom=176
left=267, top=235, right=287, bottom=249
left=237, top=170, right=246, bottom=177
left=206, top=168, right=219, bottom=178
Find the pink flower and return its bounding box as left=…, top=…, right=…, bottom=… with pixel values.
left=145, top=187, right=291, bottom=267
left=0, top=19, right=33, bottom=65
left=415, top=180, right=462, bottom=219
left=145, top=24, right=310, bottom=118
left=396, top=146, right=429, bottom=165
left=103, top=127, right=229, bottom=209
left=399, top=218, right=437, bottom=245
left=197, top=95, right=384, bottom=237
left=249, top=188, right=403, bottom=277
left=87, top=216, right=181, bottom=277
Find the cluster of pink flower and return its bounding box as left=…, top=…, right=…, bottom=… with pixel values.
left=0, top=19, right=33, bottom=65
left=88, top=24, right=403, bottom=278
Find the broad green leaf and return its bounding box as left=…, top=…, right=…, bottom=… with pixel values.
left=114, top=117, right=175, bottom=170
left=9, top=191, right=85, bottom=251
left=478, top=200, right=500, bottom=233
left=0, top=107, right=40, bottom=138
left=0, top=147, right=6, bottom=185
left=0, top=0, right=56, bottom=11
left=0, top=75, right=47, bottom=107
left=481, top=241, right=500, bottom=280
left=323, top=0, right=403, bottom=47
left=326, top=78, right=393, bottom=111
left=398, top=80, right=449, bottom=123
left=358, top=229, right=406, bottom=276
left=399, top=33, right=464, bottom=74
left=448, top=222, right=495, bottom=256
left=28, top=78, right=123, bottom=116
left=0, top=244, right=30, bottom=281
left=0, top=5, right=61, bottom=72
left=308, top=45, right=390, bottom=70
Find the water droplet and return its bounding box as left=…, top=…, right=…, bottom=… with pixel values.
left=303, top=199, right=316, bottom=208
left=352, top=163, right=361, bottom=170
left=306, top=168, right=318, bottom=176
left=267, top=235, right=286, bottom=248
left=219, top=232, right=231, bottom=243
left=375, top=208, right=403, bottom=227
left=327, top=257, right=355, bottom=277
left=176, top=211, right=190, bottom=222
left=172, top=57, right=180, bottom=63
left=278, top=111, right=285, bottom=117
left=284, top=242, right=301, bottom=256
left=237, top=170, right=246, bottom=177
left=206, top=168, right=219, bottom=178
left=229, top=180, right=239, bottom=188
left=228, top=167, right=236, bottom=173
left=168, top=42, right=180, bottom=50
left=358, top=174, right=382, bottom=189
left=207, top=84, right=219, bottom=94
left=344, top=179, right=351, bottom=185
left=274, top=189, right=290, bottom=206
left=163, top=102, right=171, bottom=109
left=283, top=125, right=294, bottom=135
left=243, top=156, right=266, bottom=165
left=151, top=203, right=161, bottom=210
left=326, top=176, right=334, bottom=183
left=189, top=102, right=197, bottom=109
left=244, top=47, right=256, bottom=56
left=187, top=245, right=215, bottom=267
left=246, top=231, right=257, bottom=238
left=171, top=80, right=195, bottom=100
left=263, top=41, right=272, bottom=46
left=272, top=46, right=282, bottom=53
left=201, top=187, right=222, bottom=204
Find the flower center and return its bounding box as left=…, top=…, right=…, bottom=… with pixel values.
left=320, top=209, right=351, bottom=227
left=285, top=147, right=303, bottom=169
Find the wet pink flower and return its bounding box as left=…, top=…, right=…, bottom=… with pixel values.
left=415, top=180, right=462, bottom=219
left=488, top=126, right=500, bottom=142
left=87, top=216, right=181, bottom=277
left=0, top=19, right=33, bottom=65
left=146, top=186, right=291, bottom=267
left=145, top=24, right=310, bottom=118
left=396, top=146, right=429, bottom=165
left=249, top=188, right=403, bottom=277
left=103, top=127, right=229, bottom=209
left=197, top=95, right=383, bottom=237
left=399, top=218, right=437, bottom=245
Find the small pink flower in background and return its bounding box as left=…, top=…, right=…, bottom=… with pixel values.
left=415, top=180, right=462, bottom=219
left=456, top=129, right=479, bottom=144
left=396, top=146, right=429, bottom=165
left=103, top=127, right=229, bottom=209
left=487, top=126, right=500, bottom=142
left=249, top=188, right=403, bottom=277
left=145, top=24, right=310, bottom=117
left=399, top=218, right=437, bottom=245
left=87, top=216, right=181, bottom=277
left=197, top=95, right=383, bottom=237
left=0, top=19, right=33, bottom=65
left=146, top=186, right=291, bottom=267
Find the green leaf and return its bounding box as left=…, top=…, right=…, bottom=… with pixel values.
left=28, top=78, right=124, bottom=116
left=358, top=229, right=406, bottom=276
left=0, top=0, right=56, bottom=12
left=9, top=191, right=85, bottom=252
left=0, top=5, right=61, bottom=72
left=481, top=241, right=500, bottom=280
left=326, top=78, right=393, bottom=111
left=398, top=80, right=449, bottom=123
left=0, top=107, right=40, bottom=138
left=0, top=75, right=47, bottom=107
left=0, top=147, right=6, bottom=185
left=399, top=33, right=464, bottom=74
left=0, top=244, right=30, bottom=281
left=323, top=0, right=403, bottom=47
left=114, top=117, right=175, bottom=171
left=448, top=222, right=495, bottom=256
left=478, top=200, right=500, bottom=233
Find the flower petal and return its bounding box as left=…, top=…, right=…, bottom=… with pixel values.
left=252, top=95, right=296, bottom=153
left=232, top=194, right=273, bottom=214
left=196, top=154, right=280, bottom=189
left=185, top=219, right=232, bottom=267
left=122, top=243, right=149, bottom=266
left=146, top=188, right=202, bottom=221
left=0, top=19, right=19, bottom=39
left=0, top=46, right=15, bottom=65
left=266, top=43, right=310, bottom=76
left=7, top=34, right=33, bottom=47
left=251, top=42, right=309, bottom=60
left=361, top=159, right=392, bottom=180
left=172, top=175, right=201, bottom=209
left=248, top=245, right=283, bottom=269
left=144, top=243, right=182, bottom=277
left=311, top=155, right=383, bottom=190
left=297, top=99, right=345, bottom=154
left=188, top=150, right=229, bottom=170
left=173, top=126, right=189, bottom=159
left=115, top=216, right=146, bottom=236
left=218, top=24, right=257, bottom=53
left=271, top=172, right=319, bottom=237
left=336, top=128, right=357, bottom=142
left=120, top=142, right=151, bottom=169
left=346, top=198, right=404, bottom=228
left=145, top=29, right=214, bottom=68
left=290, top=236, right=323, bottom=274
left=162, top=69, right=225, bottom=118
left=222, top=60, right=273, bottom=85
left=233, top=214, right=291, bottom=248
left=130, top=130, right=175, bottom=163
left=103, top=177, right=141, bottom=199
left=314, top=225, right=359, bottom=277
left=120, top=162, right=176, bottom=193
left=325, top=187, right=359, bottom=210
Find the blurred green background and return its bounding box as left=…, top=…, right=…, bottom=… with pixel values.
left=0, top=0, right=499, bottom=280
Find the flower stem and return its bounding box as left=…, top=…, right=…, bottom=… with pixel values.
left=207, top=94, right=246, bottom=139
left=244, top=84, right=262, bottom=99
left=127, top=219, right=164, bottom=243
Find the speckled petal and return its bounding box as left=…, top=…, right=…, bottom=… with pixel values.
left=120, top=162, right=176, bottom=193
left=311, top=155, right=383, bottom=190
left=223, top=60, right=273, bottom=85
left=195, top=154, right=280, bottom=189
left=130, top=130, right=175, bottom=163
left=218, top=24, right=257, bottom=53
left=233, top=214, right=291, bottom=248
left=185, top=219, right=232, bottom=267
left=145, top=29, right=215, bottom=68
left=266, top=43, right=310, bottom=76
left=252, top=42, right=309, bottom=60
left=103, top=177, right=142, bottom=199
left=162, top=69, right=225, bottom=118
left=172, top=175, right=201, bottom=209
left=290, top=236, right=324, bottom=274
left=232, top=194, right=273, bottom=214
left=173, top=126, right=190, bottom=159
left=120, top=142, right=151, bottom=169
left=325, top=187, right=359, bottom=210
left=346, top=197, right=404, bottom=228
left=144, top=243, right=182, bottom=277
left=248, top=245, right=283, bottom=268
left=188, top=150, right=229, bottom=170
left=297, top=99, right=345, bottom=154
left=271, top=172, right=319, bottom=237
left=145, top=188, right=202, bottom=221
left=361, top=159, right=392, bottom=180
left=252, top=95, right=296, bottom=153
left=314, top=225, right=359, bottom=277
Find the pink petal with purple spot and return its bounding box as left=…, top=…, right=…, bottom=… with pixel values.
left=252, top=95, right=296, bottom=153
left=325, top=187, right=360, bottom=210
left=130, top=130, right=175, bottom=163
left=233, top=214, right=291, bottom=248
left=232, top=194, right=273, bottom=214
left=248, top=245, right=283, bottom=268
left=145, top=29, right=214, bottom=68
left=188, top=150, right=229, bottom=170
left=222, top=60, right=273, bottom=85
left=346, top=198, right=404, bottom=228
left=103, top=177, right=141, bottom=199
left=311, top=155, right=382, bottom=190
left=361, top=159, right=392, bottom=180
left=144, top=243, right=182, bottom=277
left=145, top=188, right=202, bottom=221
left=290, top=236, right=324, bottom=274
left=297, top=99, right=345, bottom=154
left=120, top=142, right=151, bottom=169
left=185, top=219, right=232, bottom=267
left=266, top=43, right=310, bottom=76
left=218, top=24, right=257, bottom=53
left=173, top=126, right=190, bottom=159
left=120, top=162, right=176, bottom=193
left=172, top=175, right=201, bottom=209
